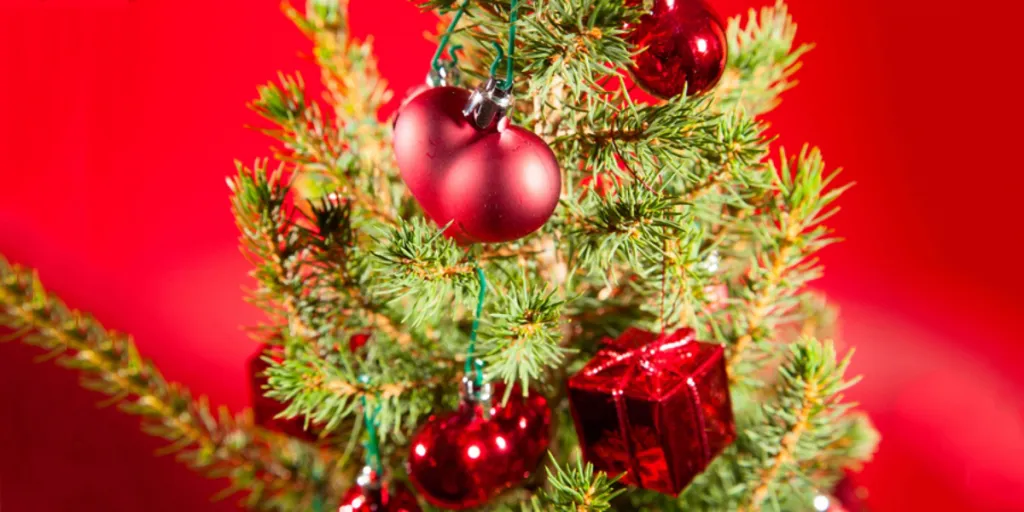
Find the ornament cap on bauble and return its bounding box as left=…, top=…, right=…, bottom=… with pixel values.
left=427, top=61, right=460, bottom=88
left=462, top=77, right=512, bottom=131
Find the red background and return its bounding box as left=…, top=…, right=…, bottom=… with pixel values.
left=2, top=0, right=1023, bottom=510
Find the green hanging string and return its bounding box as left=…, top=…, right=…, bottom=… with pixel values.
left=465, top=266, right=487, bottom=389
left=487, top=42, right=505, bottom=80
left=503, top=0, right=520, bottom=89
left=487, top=0, right=521, bottom=90
left=431, top=0, right=471, bottom=72
left=359, top=375, right=384, bottom=475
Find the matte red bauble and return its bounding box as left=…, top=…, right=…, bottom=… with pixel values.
left=392, top=87, right=561, bottom=244
left=628, top=0, right=728, bottom=98
left=337, top=481, right=421, bottom=512
left=248, top=345, right=321, bottom=442
left=407, top=383, right=551, bottom=509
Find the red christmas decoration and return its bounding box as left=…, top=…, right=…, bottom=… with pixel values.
left=628, top=0, right=728, bottom=99
left=831, top=473, right=870, bottom=512
left=347, top=332, right=372, bottom=352
left=579, top=172, right=622, bottom=199
left=407, top=382, right=551, bottom=509
left=248, top=345, right=321, bottom=442
left=568, top=327, right=736, bottom=495
left=392, top=86, right=561, bottom=244
left=338, top=479, right=421, bottom=512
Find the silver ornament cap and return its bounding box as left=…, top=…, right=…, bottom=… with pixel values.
left=461, top=374, right=492, bottom=404
left=427, top=62, right=460, bottom=88
left=462, top=77, right=512, bottom=131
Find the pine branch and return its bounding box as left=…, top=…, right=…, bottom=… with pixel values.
left=726, top=146, right=848, bottom=381
left=230, top=160, right=415, bottom=350
left=715, top=0, right=812, bottom=116
left=253, top=3, right=400, bottom=229
left=0, top=256, right=340, bottom=510
left=531, top=455, right=623, bottom=512
left=441, top=0, right=642, bottom=98
left=674, top=339, right=874, bottom=512
left=481, top=279, right=572, bottom=393
left=738, top=339, right=866, bottom=510
left=372, top=218, right=480, bottom=326
left=265, top=342, right=460, bottom=439
left=565, top=183, right=691, bottom=271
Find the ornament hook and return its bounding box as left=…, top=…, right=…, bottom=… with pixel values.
left=427, top=45, right=463, bottom=87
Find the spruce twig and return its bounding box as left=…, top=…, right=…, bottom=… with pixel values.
left=0, top=256, right=340, bottom=510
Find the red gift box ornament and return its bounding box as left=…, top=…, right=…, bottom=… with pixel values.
left=568, top=328, right=736, bottom=495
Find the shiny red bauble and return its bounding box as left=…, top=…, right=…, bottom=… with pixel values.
left=337, top=481, right=421, bottom=512
left=393, top=87, right=561, bottom=244
left=628, top=0, right=728, bottom=99
left=248, top=345, right=321, bottom=442
left=406, top=384, right=551, bottom=509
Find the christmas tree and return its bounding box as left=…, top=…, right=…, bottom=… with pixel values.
left=0, top=0, right=878, bottom=510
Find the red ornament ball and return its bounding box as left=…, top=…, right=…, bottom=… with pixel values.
left=628, top=0, right=728, bottom=99
left=337, top=481, right=421, bottom=512
left=393, top=86, right=561, bottom=244
left=407, top=383, right=551, bottom=509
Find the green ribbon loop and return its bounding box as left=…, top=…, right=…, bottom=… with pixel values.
left=487, top=0, right=520, bottom=90
left=431, top=0, right=471, bottom=72
left=358, top=374, right=384, bottom=475
left=465, top=266, right=487, bottom=389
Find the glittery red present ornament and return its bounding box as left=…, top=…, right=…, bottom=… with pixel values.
left=568, top=328, right=736, bottom=495
left=248, top=344, right=321, bottom=442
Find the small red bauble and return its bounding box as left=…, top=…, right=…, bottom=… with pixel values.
left=337, top=480, right=421, bottom=512
left=348, top=332, right=371, bottom=352
left=568, top=328, right=736, bottom=495
left=248, top=345, right=321, bottom=442
left=628, top=0, right=728, bottom=99
left=407, top=383, right=551, bottom=509
left=392, top=86, right=561, bottom=244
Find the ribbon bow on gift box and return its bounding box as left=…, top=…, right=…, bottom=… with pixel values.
left=578, top=327, right=711, bottom=400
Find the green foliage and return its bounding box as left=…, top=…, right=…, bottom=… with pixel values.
left=0, top=0, right=880, bottom=510
left=0, top=257, right=343, bottom=510
left=373, top=217, right=479, bottom=326
left=674, top=339, right=874, bottom=512
left=716, top=0, right=813, bottom=116
left=722, top=146, right=851, bottom=384
left=480, top=278, right=571, bottom=394
left=529, top=456, right=624, bottom=511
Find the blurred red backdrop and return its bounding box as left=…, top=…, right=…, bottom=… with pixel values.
left=2, top=0, right=1023, bottom=510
